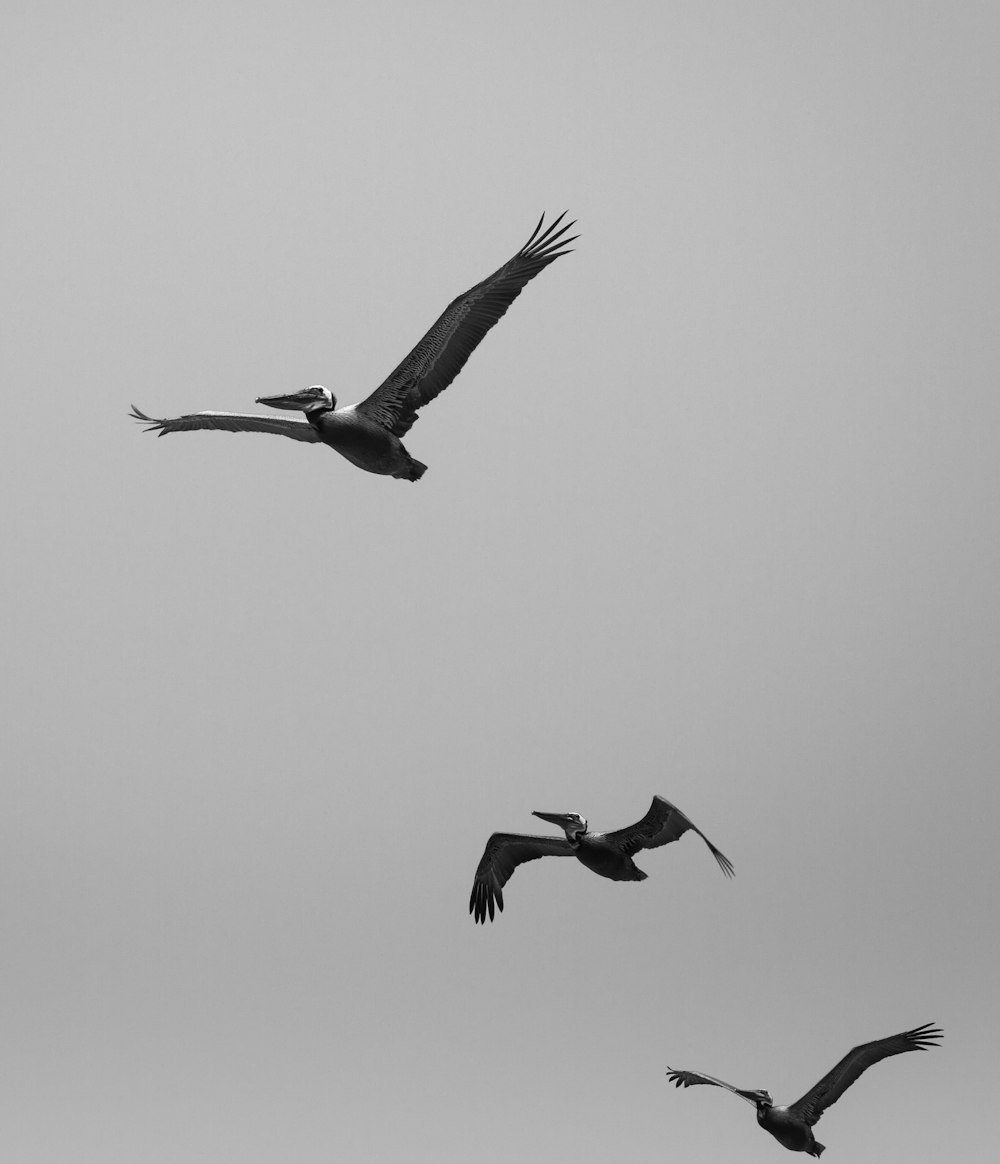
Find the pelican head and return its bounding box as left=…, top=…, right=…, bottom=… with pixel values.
left=740, top=1088, right=773, bottom=1110
left=533, top=811, right=588, bottom=842
left=256, top=385, right=336, bottom=414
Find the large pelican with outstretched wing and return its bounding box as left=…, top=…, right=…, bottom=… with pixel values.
left=131, top=213, right=576, bottom=480
left=469, top=796, right=733, bottom=923
left=666, top=1023, right=942, bottom=1156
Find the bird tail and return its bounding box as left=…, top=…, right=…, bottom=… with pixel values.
left=394, top=459, right=427, bottom=482
left=809, top=1141, right=825, bottom=1157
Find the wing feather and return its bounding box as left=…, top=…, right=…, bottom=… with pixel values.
left=130, top=405, right=320, bottom=443
left=358, top=213, right=577, bottom=436
left=788, top=1023, right=943, bottom=1126
left=665, top=1068, right=760, bottom=1107
left=601, top=796, right=734, bottom=878
left=469, top=831, right=575, bottom=924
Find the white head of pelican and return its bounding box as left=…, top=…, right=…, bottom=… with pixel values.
left=532, top=811, right=588, bottom=841
left=256, top=385, right=336, bottom=416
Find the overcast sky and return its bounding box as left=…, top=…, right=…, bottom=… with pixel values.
left=2, top=2, right=997, bottom=1161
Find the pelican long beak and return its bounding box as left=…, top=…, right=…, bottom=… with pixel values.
left=532, top=811, right=577, bottom=828
left=256, top=391, right=313, bottom=411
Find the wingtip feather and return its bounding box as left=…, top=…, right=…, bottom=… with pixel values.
left=129, top=404, right=168, bottom=435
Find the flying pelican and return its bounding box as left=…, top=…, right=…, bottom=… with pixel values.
left=665, top=1022, right=943, bottom=1157
left=130, top=213, right=576, bottom=481
left=469, top=796, right=733, bottom=923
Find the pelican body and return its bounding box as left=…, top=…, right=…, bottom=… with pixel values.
left=131, top=213, right=577, bottom=481
left=666, top=1022, right=943, bottom=1157
left=470, top=796, right=734, bottom=923
left=756, top=1101, right=826, bottom=1157
left=537, top=812, right=652, bottom=882
left=254, top=385, right=426, bottom=480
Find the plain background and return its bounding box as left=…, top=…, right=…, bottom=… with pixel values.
left=2, top=3, right=997, bottom=1161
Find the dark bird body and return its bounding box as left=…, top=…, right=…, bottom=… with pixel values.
left=131, top=213, right=576, bottom=480
left=470, top=796, right=733, bottom=923
left=666, top=1023, right=942, bottom=1156
left=571, top=833, right=653, bottom=881
left=304, top=399, right=420, bottom=479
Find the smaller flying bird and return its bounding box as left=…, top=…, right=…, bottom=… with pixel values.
left=469, top=796, right=733, bottom=923
left=131, top=213, right=576, bottom=481
left=666, top=1022, right=943, bottom=1157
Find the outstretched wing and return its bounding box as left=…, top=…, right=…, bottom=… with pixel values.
left=357, top=213, right=577, bottom=437
left=788, top=1023, right=943, bottom=1126
left=601, top=796, right=734, bottom=878
left=666, top=1068, right=761, bottom=1107
left=130, top=405, right=320, bottom=443
left=469, top=831, right=575, bottom=924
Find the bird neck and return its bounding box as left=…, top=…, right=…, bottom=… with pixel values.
left=303, top=400, right=333, bottom=418
left=303, top=402, right=334, bottom=431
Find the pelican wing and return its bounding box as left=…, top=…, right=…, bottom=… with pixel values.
left=601, top=796, right=734, bottom=878
left=666, top=1068, right=760, bottom=1107
left=469, top=831, right=575, bottom=924
left=130, top=406, right=320, bottom=443
left=788, top=1023, right=942, bottom=1126
left=357, top=213, right=577, bottom=437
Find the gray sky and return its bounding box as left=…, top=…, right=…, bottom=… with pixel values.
left=2, top=2, right=997, bottom=1161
